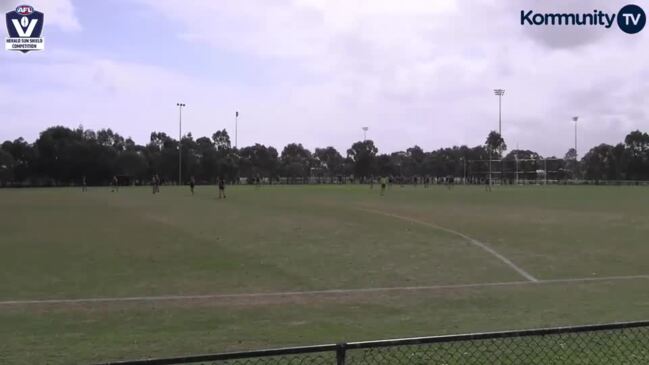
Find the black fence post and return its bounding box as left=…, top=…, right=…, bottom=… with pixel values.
left=336, top=343, right=347, bottom=365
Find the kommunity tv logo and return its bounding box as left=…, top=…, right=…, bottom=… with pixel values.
left=521, top=4, right=646, bottom=34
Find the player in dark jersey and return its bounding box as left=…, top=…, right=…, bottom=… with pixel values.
left=189, top=176, right=196, bottom=195
left=446, top=175, right=454, bottom=190
left=111, top=176, right=119, bottom=192
left=218, top=177, right=226, bottom=199
left=151, top=174, right=158, bottom=194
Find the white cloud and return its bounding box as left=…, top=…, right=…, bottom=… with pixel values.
left=0, top=50, right=314, bottom=149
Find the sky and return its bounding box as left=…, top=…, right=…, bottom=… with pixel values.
left=1, top=0, right=648, bottom=157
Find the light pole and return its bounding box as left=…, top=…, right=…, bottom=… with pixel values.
left=494, top=89, right=505, bottom=185
left=572, top=116, right=579, bottom=160
left=494, top=89, right=505, bottom=136
left=572, top=116, right=579, bottom=180
left=362, top=127, right=369, bottom=141
left=235, top=111, right=239, bottom=149
left=176, top=102, right=185, bottom=185
left=515, top=153, right=519, bottom=185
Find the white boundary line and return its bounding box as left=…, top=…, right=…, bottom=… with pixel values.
left=357, top=207, right=539, bottom=282
left=1, top=275, right=648, bottom=306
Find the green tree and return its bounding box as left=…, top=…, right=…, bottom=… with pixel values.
left=624, top=130, right=649, bottom=180
left=116, top=151, right=148, bottom=180
left=582, top=144, right=614, bottom=181
left=314, top=147, right=344, bottom=177
left=212, top=129, right=231, bottom=151
left=145, top=132, right=178, bottom=182
left=347, top=140, right=378, bottom=178
left=485, top=131, right=507, bottom=157
left=239, top=144, right=279, bottom=179
left=404, top=145, right=425, bottom=176
left=281, top=143, right=313, bottom=179
left=376, top=153, right=396, bottom=177
left=195, top=137, right=218, bottom=182
left=0, top=149, right=15, bottom=184
left=1, top=138, right=36, bottom=182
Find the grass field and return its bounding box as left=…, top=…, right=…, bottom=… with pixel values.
left=1, top=184, right=649, bottom=364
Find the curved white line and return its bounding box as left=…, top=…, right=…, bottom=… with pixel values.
left=357, top=207, right=539, bottom=282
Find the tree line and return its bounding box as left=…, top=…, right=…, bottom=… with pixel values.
left=0, top=126, right=648, bottom=186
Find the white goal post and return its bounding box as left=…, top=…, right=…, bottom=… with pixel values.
left=466, top=158, right=569, bottom=185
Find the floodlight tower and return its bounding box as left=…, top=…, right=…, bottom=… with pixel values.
left=494, top=89, right=505, bottom=136
left=494, top=89, right=505, bottom=185
left=572, top=116, right=579, bottom=160
left=235, top=111, right=239, bottom=149
left=176, top=102, right=186, bottom=185
left=362, top=127, right=369, bottom=141
left=572, top=116, right=579, bottom=180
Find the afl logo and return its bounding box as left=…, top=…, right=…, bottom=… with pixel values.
left=5, top=4, right=45, bottom=52
left=15, top=5, right=34, bottom=15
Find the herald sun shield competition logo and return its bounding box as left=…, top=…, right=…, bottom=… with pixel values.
left=5, top=4, right=44, bottom=53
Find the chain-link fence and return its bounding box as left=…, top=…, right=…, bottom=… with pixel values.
left=99, top=321, right=649, bottom=365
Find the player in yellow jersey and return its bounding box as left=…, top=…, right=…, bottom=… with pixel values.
left=380, top=176, right=387, bottom=196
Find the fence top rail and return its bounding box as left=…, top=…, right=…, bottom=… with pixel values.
left=96, top=320, right=649, bottom=365
left=344, top=320, right=649, bottom=350
left=97, top=343, right=339, bottom=365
